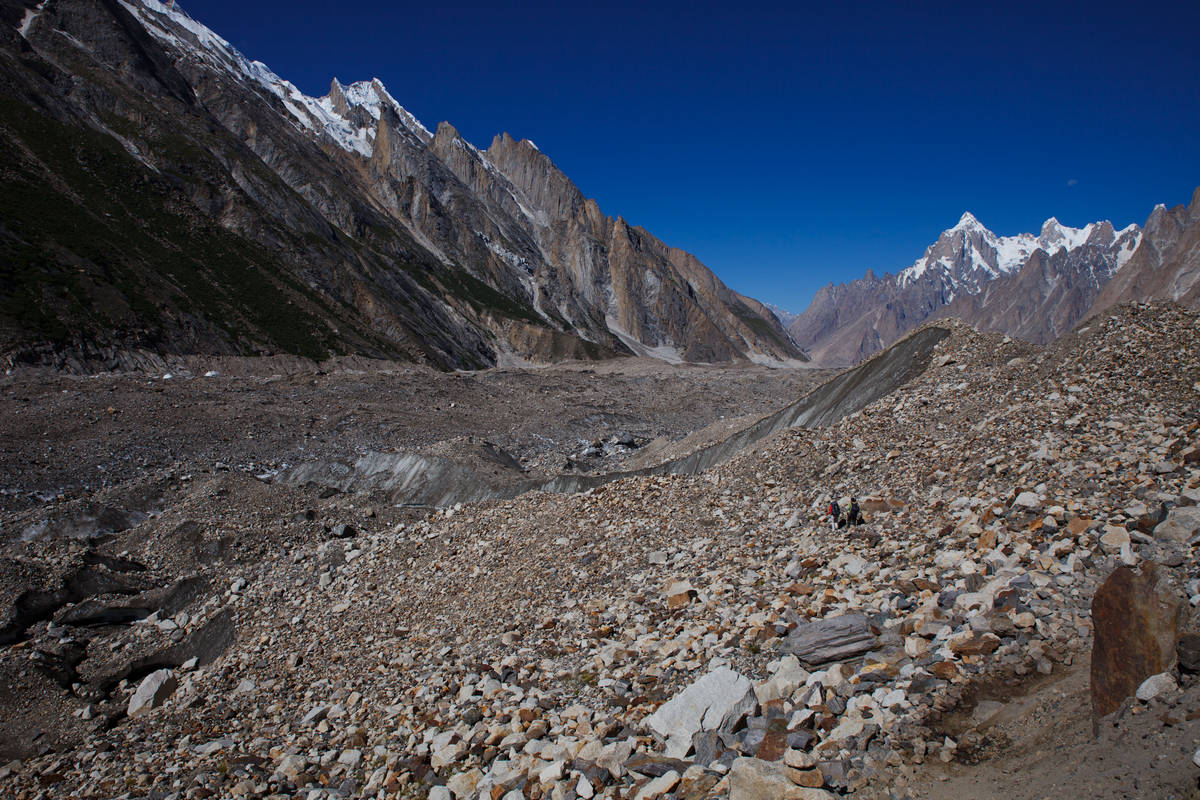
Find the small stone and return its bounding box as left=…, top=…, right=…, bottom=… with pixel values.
left=301, top=704, right=330, bottom=725
left=785, top=766, right=824, bottom=788
left=447, top=768, right=483, bottom=798
left=277, top=754, right=308, bottom=779
left=783, top=748, right=818, bottom=770
left=229, top=779, right=256, bottom=797
left=1178, top=634, right=1200, bottom=673
left=948, top=631, right=1000, bottom=656
left=635, top=770, right=681, bottom=800
left=729, top=757, right=834, bottom=799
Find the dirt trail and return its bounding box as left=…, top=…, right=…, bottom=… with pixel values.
left=905, top=655, right=1200, bottom=800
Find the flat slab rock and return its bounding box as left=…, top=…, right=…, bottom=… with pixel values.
left=782, top=613, right=877, bottom=665
left=644, top=667, right=755, bottom=759
left=729, top=757, right=836, bottom=800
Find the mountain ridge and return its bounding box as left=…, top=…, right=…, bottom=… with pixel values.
left=785, top=203, right=1176, bottom=365
left=0, top=0, right=804, bottom=370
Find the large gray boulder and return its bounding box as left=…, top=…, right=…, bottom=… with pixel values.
left=127, top=669, right=178, bottom=717
left=1153, top=507, right=1200, bottom=543
left=644, top=667, right=755, bottom=758
left=782, top=613, right=877, bottom=665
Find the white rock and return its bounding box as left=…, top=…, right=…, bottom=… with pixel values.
left=754, top=656, right=808, bottom=704
left=128, top=669, right=177, bottom=717
left=1135, top=672, right=1177, bottom=701
left=1013, top=492, right=1041, bottom=510
left=446, top=768, right=483, bottom=798
left=634, top=770, right=680, bottom=800
left=644, top=667, right=755, bottom=758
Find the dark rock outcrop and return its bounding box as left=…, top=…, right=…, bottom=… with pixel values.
left=1090, top=564, right=1183, bottom=718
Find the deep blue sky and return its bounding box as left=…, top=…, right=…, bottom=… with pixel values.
left=181, top=0, right=1198, bottom=312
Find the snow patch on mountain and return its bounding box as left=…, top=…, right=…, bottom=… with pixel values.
left=18, top=0, right=48, bottom=37
left=898, top=213, right=1141, bottom=292
left=322, top=79, right=433, bottom=145
left=123, top=1, right=431, bottom=158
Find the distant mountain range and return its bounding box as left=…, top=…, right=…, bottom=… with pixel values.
left=785, top=190, right=1200, bottom=365
left=0, top=0, right=804, bottom=370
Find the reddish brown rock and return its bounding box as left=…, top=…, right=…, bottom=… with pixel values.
left=930, top=661, right=960, bottom=680
left=1066, top=517, right=1093, bottom=536
left=785, top=767, right=825, bottom=788
left=976, top=528, right=997, bottom=551
left=949, top=632, right=1001, bottom=656
left=1091, top=564, right=1183, bottom=718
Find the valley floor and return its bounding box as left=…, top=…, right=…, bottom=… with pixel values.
left=1, top=304, right=1198, bottom=800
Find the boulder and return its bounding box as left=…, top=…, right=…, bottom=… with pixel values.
left=782, top=614, right=876, bottom=666
left=1153, top=507, right=1200, bottom=543
left=1091, top=564, right=1183, bottom=717
left=127, top=669, right=178, bottom=717
left=1099, top=525, right=1130, bottom=551
left=754, top=656, right=809, bottom=704
left=728, top=758, right=835, bottom=800
left=1135, top=672, right=1177, bottom=701
left=446, top=768, right=483, bottom=799
left=1177, top=634, right=1200, bottom=673
left=1012, top=491, right=1041, bottom=510
left=644, top=667, right=755, bottom=759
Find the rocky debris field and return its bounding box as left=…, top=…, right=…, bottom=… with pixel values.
left=1, top=302, right=1199, bottom=800
left=0, top=356, right=825, bottom=522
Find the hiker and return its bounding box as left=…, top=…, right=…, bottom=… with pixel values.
left=828, top=498, right=841, bottom=532
left=848, top=497, right=863, bottom=526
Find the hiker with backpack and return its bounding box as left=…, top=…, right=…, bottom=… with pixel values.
left=828, top=498, right=841, bottom=532
left=848, top=497, right=863, bottom=526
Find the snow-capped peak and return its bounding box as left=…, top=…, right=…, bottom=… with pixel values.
left=952, top=211, right=982, bottom=230
left=898, top=210, right=1142, bottom=295
left=119, top=0, right=431, bottom=157
left=322, top=78, right=433, bottom=144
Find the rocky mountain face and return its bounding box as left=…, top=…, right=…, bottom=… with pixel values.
left=0, top=0, right=802, bottom=370
left=1087, top=187, right=1200, bottom=317
left=789, top=211, right=1144, bottom=366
